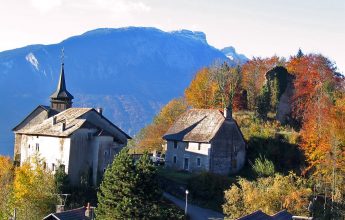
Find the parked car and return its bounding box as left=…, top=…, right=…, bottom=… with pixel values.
left=150, top=154, right=165, bottom=166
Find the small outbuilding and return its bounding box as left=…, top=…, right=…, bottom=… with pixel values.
left=163, top=107, right=246, bottom=175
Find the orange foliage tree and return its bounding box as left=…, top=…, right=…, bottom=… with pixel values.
left=242, top=56, right=285, bottom=110
left=135, top=98, right=188, bottom=152
left=0, top=156, right=14, bottom=219
left=185, top=67, right=219, bottom=109
left=287, top=54, right=338, bottom=123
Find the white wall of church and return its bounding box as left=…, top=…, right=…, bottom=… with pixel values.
left=20, top=134, right=71, bottom=173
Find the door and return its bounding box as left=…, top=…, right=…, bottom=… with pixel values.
left=184, top=158, right=189, bottom=170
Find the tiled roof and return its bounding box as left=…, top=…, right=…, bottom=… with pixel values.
left=16, top=108, right=92, bottom=137
left=163, top=109, right=225, bottom=142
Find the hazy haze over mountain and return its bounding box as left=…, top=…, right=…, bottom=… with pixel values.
left=0, top=27, right=246, bottom=156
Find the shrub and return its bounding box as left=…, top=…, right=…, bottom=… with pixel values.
left=187, top=172, right=233, bottom=210
left=252, top=155, right=275, bottom=177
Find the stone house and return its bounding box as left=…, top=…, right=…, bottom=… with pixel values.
left=163, top=107, right=246, bottom=175
left=13, top=60, right=131, bottom=186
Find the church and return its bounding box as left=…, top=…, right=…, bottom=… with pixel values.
left=12, top=55, right=131, bottom=186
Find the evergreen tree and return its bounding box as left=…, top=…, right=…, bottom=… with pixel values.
left=135, top=153, right=162, bottom=218
left=296, top=48, right=304, bottom=58
left=96, top=148, right=138, bottom=219
left=257, top=85, right=270, bottom=119
left=96, top=149, right=163, bottom=219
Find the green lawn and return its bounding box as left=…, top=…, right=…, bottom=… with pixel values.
left=157, top=166, right=196, bottom=185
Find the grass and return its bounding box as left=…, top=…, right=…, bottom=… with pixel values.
left=157, top=167, right=196, bottom=185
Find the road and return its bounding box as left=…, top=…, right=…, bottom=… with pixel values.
left=163, top=192, right=224, bottom=220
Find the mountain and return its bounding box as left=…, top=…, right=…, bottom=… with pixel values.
left=0, top=27, right=241, bottom=156
left=221, top=46, right=248, bottom=64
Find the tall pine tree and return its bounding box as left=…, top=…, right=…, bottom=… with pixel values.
left=96, top=148, right=139, bottom=219
left=96, top=149, right=162, bottom=219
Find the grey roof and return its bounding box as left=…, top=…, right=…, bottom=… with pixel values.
left=237, top=210, right=293, bottom=220
left=12, top=105, right=59, bottom=131
left=163, top=109, right=225, bottom=143
left=50, top=63, right=74, bottom=100
left=15, top=107, right=131, bottom=140
left=237, top=210, right=271, bottom=220
left=16, top=108, right=92, bottom=137
left=43, top=207, right=93, bottom=220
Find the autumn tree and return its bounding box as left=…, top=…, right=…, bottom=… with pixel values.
left=288, top=54, right=345, bottom=217
left=13, top=155, right=58, bottom=219
left=185, top=67, right=219, bottom=109
left=135, top=98, right=188, bottom=152
left=0, top=156, right=14, bottom=220
left=223, top=173, right=312, bottom=219
left=287, top=54, right=338, bottom=124
left=210, top=63, right=242, bottom=111
left=242, top=56, right=285, bottom=110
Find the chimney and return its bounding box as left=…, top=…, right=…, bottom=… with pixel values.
left=85, top=203, right=93, bottom=218
left=52, top=116, right=57, bottom=125
left=224, top=107, right=232, bottom=120
left=61, top=122, right=66, bottom=132
left=96, top=108, right=103, bottom=115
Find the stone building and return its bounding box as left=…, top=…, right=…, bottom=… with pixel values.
left=163, top=107, right=246, bottom=175
left=12, top=59, right=131, bottom=186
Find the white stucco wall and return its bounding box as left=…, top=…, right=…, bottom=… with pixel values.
left=20, top=134, right=71, bottom=173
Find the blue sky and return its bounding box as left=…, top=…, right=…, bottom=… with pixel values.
left=1, top=0, right=344, bottom=72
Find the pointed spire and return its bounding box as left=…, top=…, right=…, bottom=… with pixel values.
left=50, top=48, right=74, bottom=111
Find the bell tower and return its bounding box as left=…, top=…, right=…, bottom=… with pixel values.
left=50, top=48, right=74, bottom=111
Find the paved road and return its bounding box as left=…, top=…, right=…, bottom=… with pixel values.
left=163, top=192, right=224, bottom=220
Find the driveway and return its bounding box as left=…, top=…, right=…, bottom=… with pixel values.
left=163, top=192, right=224, bottom=220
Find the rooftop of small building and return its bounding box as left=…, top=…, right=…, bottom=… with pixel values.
left=163, top=108, right=233, bottom=143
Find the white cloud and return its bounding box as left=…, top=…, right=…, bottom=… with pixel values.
left=30, top=0, right=62, bottom=13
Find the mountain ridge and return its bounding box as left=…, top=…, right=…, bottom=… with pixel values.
left=0, top=26, right=246, bottom=156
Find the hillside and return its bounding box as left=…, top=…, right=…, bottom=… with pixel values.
left=0, top=27, right=241, bottom=155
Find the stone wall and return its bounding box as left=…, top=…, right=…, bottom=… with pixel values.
left=165, top=140, right=211, bottom=172
left=210, top=119, right=246, bottom=175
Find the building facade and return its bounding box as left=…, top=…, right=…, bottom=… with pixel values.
left=13, top=59, right=131, bottom=186
left=163, top=108, right=246, bottom=175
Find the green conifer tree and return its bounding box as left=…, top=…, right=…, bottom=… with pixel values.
left=96, top=148, right=139, bottom=219
left=96, top=149, right=163, bottom=219
left=257, top=85, right=270, bottom=119
left=135, top=153, right=162, bottom=218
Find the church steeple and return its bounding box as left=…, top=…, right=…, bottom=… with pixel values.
left=50, top=48, right=74, bottom=111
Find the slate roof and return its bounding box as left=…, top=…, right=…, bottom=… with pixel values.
left=237, top=210, right=293, bottom=220
left=50, top=63, right=74, bottom=100
left=163, top=109, right=225, bottom=143
left=16, top=108, right=93, bottom=137
left=43, top=207, right=93, bottom=220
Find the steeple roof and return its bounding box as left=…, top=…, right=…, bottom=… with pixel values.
left=50, top=62, right=74, bottom=100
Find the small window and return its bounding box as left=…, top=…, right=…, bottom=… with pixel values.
left=198, top=143, right=201, bottom=150
left=197, top=157, right=201, bottom=167
left=173, top=141, right=178, bottom=149
left=36, top=143, right=39, bottom=151
left=28, top=144, right=30, bottom=149
left=52, top=163, right=55, bottom=171
left=173, top=156, right=177, bottom=164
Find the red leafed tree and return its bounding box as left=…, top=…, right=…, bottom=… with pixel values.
left=287, top=54, right=337, bottom=123
left=242, top=56, right=285, bottom=110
